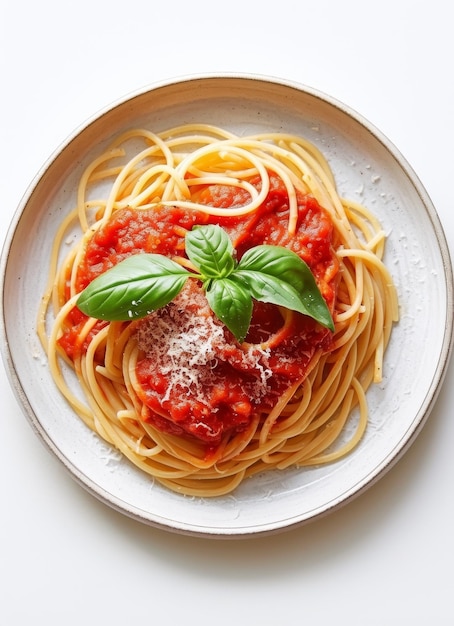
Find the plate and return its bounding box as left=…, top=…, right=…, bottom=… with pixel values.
left=1, top=74, right=453, bottom=537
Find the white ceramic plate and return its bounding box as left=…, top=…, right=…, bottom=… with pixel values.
left=1, top=74, right=453, bottom=537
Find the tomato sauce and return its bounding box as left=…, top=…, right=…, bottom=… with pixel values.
left=61, top=173, right=339, bottom=445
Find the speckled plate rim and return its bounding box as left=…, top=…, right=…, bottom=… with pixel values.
left=1, top=73, right=453, bottom=538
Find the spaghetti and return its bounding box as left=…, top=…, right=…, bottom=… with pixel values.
left=37, top=124, right=398, bottom=497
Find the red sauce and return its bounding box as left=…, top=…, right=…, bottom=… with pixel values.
left=61, top=173, right=339, bottom=445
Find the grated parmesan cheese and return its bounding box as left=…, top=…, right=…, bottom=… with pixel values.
left=136, top=281, right=273, bottom=409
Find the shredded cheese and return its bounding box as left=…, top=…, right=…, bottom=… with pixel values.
left=136, top=282, right=273, bottom=409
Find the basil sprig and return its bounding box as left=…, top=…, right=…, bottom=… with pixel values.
left=77, top=224, right=334, bottom=342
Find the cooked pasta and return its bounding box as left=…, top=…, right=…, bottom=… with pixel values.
left=37, top=124, right=398, bottom=497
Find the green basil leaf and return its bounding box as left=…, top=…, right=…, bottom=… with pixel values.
left=205, top=277, right=252, bottom=343
left=77, top=253, right=189, bottom=321
left=237, top=245, right=313, bottom=293
left=231, top=269, right=307, bottom=313
left=235, top=245, right=334, bottom=330
left=185, top=224, right=235, bottom=278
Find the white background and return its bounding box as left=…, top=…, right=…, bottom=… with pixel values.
left=1, top=1, right=453, bottom=624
